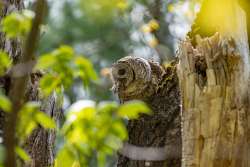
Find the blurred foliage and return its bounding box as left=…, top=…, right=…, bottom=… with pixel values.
left=0, top=92, right=11, bottom=113
left=39, top=1, right=132, bottom=66
left=0, top=50, right=12, bottom=113
left=0, top=51, right=11, bottom=76
left=37, top=0, right=200, bottom=102
left=1, top=10, right=34, bottom=39
left=117, top=100, right=150, bottom=118
left=56, top=100, right=150, bottom=167
left=36, top=45, right=98, bottom=97
left=15, top=146, right=31, bottom=162
left=38, top=0, right=134, bottom=101
left=17, top=102, right=56, bottom=142
left=0, top=5, right=152, bottom=166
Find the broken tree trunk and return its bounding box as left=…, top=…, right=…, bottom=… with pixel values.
left=178, top=0, right=250, bottom=166
left=0, top=1, right=61, bottom=166
left=111, top=56, right=181, bottom=167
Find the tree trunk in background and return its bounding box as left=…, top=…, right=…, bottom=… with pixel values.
left=178, top=0, right=250, bottom=166
left=112, top=57, right=181, bottom=167
left=148, top=0, right=175, bottom=62
left=0, top=1, right=24, bottom=135
left=0, top=1, right=61, bottom=166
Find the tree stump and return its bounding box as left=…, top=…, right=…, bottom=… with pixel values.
left=177, top=1, right=250, bottom=166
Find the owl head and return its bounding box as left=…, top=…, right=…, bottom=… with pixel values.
left=111, top=56, right=164, bottom=102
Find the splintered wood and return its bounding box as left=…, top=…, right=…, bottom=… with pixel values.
left=177, top=33, right=250, bottom=167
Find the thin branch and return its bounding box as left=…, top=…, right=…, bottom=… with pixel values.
left=4, top=0, right=47, bottom=166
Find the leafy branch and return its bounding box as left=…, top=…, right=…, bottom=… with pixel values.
left=4, top=1, right=47, bottom=166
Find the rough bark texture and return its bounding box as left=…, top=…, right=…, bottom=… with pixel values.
left=0, top=0, right=24, bottom=135
left=0, top=1, right=61, bottom=166
left=26, top=99, right=60, bottom=167
left=111, top=56, right=181, bottom=167
left=178, top=1, right=250, bottom=166
left=148, top=0, right=175, bottom=62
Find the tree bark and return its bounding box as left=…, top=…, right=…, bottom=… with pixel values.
left=178, top=1, right=250, bottom=166
left=111, top=57, right=181, bottom=167
left=0, top=0, right=24, bottom=143
left=147, top=0, right=175, bottom=62
left=0, top=1, right=61, bottom=166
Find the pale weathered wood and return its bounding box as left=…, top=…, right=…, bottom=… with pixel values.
left=177, top=1, right=250, bottom=166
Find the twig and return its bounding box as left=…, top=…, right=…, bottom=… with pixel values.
left=4, top=0, right=47, bottom=166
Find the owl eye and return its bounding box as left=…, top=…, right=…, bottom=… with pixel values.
left=118, top=68, right=126, bottom=76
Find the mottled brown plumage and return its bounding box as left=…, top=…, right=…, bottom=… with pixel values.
left=111, top=56, right=181, bottom=167
left=111, top=56, right=165, bottom=102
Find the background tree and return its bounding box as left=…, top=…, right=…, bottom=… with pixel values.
left=0, top=1, right=152, bottom=167
left=0, top=1, right=61, bottom=166
left=38, top=0, right=198, bottom=103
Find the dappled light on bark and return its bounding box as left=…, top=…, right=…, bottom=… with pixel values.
left=178, top=33, right=250, bottom=167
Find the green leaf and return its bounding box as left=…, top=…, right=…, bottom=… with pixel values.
left=0, top=93, right=12, bottom=112
left=55, top=146, right=75, bottom=167
left=75, top=56, right=98, bottom=82
left=0, top=51, right=11, bottom=75
left=111, top=121, right=127, bottom=140
left=104, top=135, right=123, bottom=150
left=17, top=102, right=40, bottom=140
left=56, top=45, right=74, bottom=59
left=22, top=121, right=37, bottom=139
left=36, top=46, right=74, bottom=71
left=35, top=111, right=56, bottom=129
left=15, top=146, right=31, bottom=162
left=117, top=100, right=151, bottom=119
left=67, top=127, right=88, bottom=144
left=20, top=102, right=40, bottom=114
left=97, top=101, right=118, bottom=114
left=39, top=74, right=61, bottom=96
left=58, top=100, right=137, bottom=167
left=37, top=46, right=98, bottom=97
left=36, top=53, right=56, bottom=70
left=1, top=10, right=34, bottom=38
left=17, top=102, right=55, bottom=142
